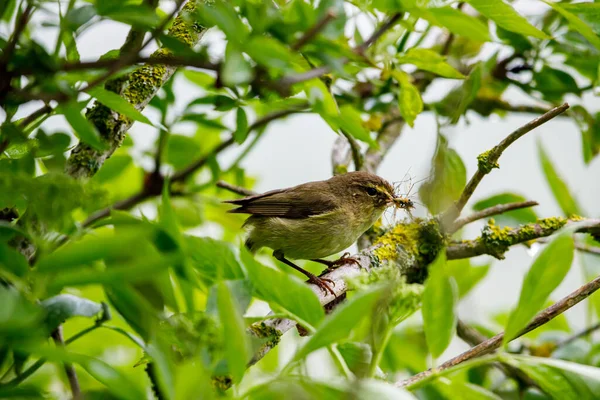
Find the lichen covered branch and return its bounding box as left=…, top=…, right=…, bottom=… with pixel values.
left=65, top=0, right=207, bottom=179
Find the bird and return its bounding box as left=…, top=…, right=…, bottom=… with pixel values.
left=224, top=171, right=413, bottom=295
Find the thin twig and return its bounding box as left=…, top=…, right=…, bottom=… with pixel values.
left=450, top=200, right=539, bottom=233
left=356, top=13, right=402, bottom=53
left=51, top=327, right=81, bottom=400
left=457, top=320, right=540, bottom=391
left=363, top=109, right=405, bottom=173
left=441, top=103, right=569, bottom=226
left=216, top=181, right=256, bottom=197
left=340, top=129, right=363, bottom=171
left=396, top=273, right=600, bottom=388
left=291, top=10, right=337, bottom=51
left=0, top=2, right=34, bottom=65
left=18, top=104, right=53, bottom=129
left=556, top=322, right=600, bottom=348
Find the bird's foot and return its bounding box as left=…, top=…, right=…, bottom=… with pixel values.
left=328, top=252, right=361, bottom=270
left=307, top=274, right=336, bottom=297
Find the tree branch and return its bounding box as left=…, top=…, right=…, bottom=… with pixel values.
left=447, top=218, right=600, bottom=260
left=291, top=10, right=337, bottom=51
left=441, top=103, right=569, bottom=227
left=556, top=322, right=600, bottom=348
left=356, top=13, right=402, bottom=53
left=450, top=200, right=539, bottom=233
left=216, top=181, right=256, bottom=197
left=396, top=273, right=600, bottom=388
left=51, top=326, right=81, bottom=399
left=363, top=109, right=405, bottom=173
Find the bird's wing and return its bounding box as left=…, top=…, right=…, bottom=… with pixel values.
left=224, top=183, right=338, bottom=219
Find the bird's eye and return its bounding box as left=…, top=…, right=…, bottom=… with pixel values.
left=365, top=187, right=377, bottom=196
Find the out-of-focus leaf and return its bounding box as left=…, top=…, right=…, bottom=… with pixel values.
left=422, top=251, right=457, bottom=358
left=570, top=105, right=600, bottom=164
left=0, top=243, right=28, bottom=277
left=417, top=6, right=490, bottom=42
left=337, top=105, right=376, bottom=146
left=538, top=141, right=583, bottom=217
left=197, top=0, right=249, bottom=43
left=419, top=135, right=467, bottom=214
left=86, top=87, right=153, bottom=126
left=0, top=0, right=16, bottom=22
left=59, top=102, right=105, bottom=150
left=105, top=283, right=159, bottom=340
left=533, top=66, right=580, bottom=102
left=187, top=236, right=245, bottom=285
left=179, top=113, right=226, bottom=130
left=504, top=354, right=600, bottom=398
left=26, top=344, right=146, bottom=400
left=217, top=281, right=251, bottom=383
left=464, top=0, right=549, bottom=39
left=392, top=70, right=423, bottom=127
left=99, top=4, right=160, bottom=29
left=34, top=130, right=71, bottom=157
left=504, top=231, right=574, bottom=345
left=183, top=70, right=215, bottom=88
left=241, top=248, right=323, bottom=327
left=0, top=287, right=44, bottom=339
left=435, top=378, right=503, bottom=399
left=544, top=1, right=600, bottom=50
left=290, top=286, right=384, bottom=362
left=451, top=62, right=482, bottom=124
left=305, top=78, right=340, bottom=131
left=397, top=48, right=465, bottom=79
left=234, top=107, right=249, bottom=144
left=337, top=342, right=372, bottom=377
left=473, top=192, right=538, bottom=226
left=222, top=43, right=253, bottom=86
left=166, top=134, right=202, bottom=169
left=446, top=259, right=490, bottom=298
left=245, top=36, right=297, bottom=72
left=93, top=154, right=132, bottom=183
left=41, top=294, right=104, bottom=331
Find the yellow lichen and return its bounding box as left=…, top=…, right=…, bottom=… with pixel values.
left=477, top=149, right=499, bottom=174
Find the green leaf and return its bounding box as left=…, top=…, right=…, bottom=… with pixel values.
left=504, top=354, right=600, bottom=399
left=234, top=107, right=249, bottom=144
left=197, top=0, right=249, bottom=44
left=86, top=87, right=154, bottom=126
left=451, top=62, right=482, bottom=124
left=99, top=4, right=160, bottom=29
left=217, top=281, right=251, bottom=382
left=290, top=286, right=384, bottom=362
left=241, top=248, right=324, bottom=327
left=570, top=106, right=600, bottom=165
left=59, top=102, right=105, bottom=151
left=183, top=70, right=215, bottom=88
left=337, top=105, right=376, bottom=146
left=446, top=259, right=490, bottom=299
left=464, top=0, right=549, bottom=39
left=41, top=294, right=104, bottom=331
left=543, top=1, right=600, bottom=51
left=222, top=43, right=253, bottom=86
left=397, top=48, right=465, bottom=79
left=93, top=154, right=132, bottom=183
left=165, top=134, right=202, bottom=170
left=425, top=7, right=491, bottom=42
left=533, top=66, right=579, bottom=102
left=473, top=192, right=538, bottom=226
left=419, top=135, right=467, bottom=214
left=391, top=70, right=424, bottom=127
left=0, top=243, right=28, bottom=278
left=435, top=378, right=503, bottom=399
left=422, top=251, right=457, bottom=358
left=25, top=345, right=146, bottom=400
left=503, top=231, right=574, bottom=345
left=538, top=141, right=582, bottom=217
left=187, top=236, right=245, bottom=285
left=245, top=36, right=298, bottom=72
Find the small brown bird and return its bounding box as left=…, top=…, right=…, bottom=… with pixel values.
left=225, top=171, right=413, bottom=295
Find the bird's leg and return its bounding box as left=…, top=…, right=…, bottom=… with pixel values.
left=273, top=250, right=336, bottom=296
left=311, top=252, right=361, bottom=270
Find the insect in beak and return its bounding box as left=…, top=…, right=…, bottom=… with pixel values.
left=392, top=196, right=415, bottom=210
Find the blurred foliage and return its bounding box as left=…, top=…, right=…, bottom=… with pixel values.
left=1, top=0, right=600, bottom=399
